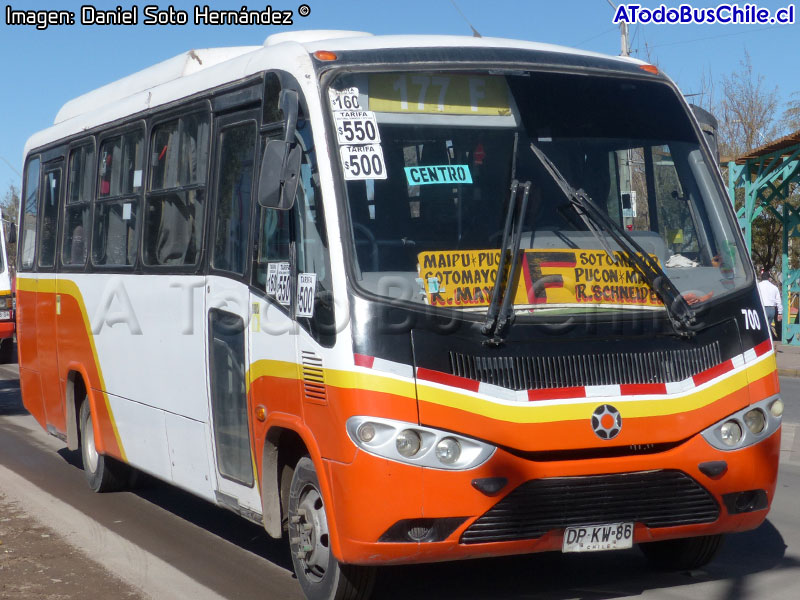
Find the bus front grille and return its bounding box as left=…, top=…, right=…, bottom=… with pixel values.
left=460, top=470, right=719, bottom=544
left=449, top=342, right=721, bottom=391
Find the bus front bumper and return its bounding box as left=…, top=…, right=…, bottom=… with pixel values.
left=326, top=426, right=780, bottom=566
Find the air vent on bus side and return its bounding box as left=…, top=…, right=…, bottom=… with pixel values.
left=301, top=351, right=327, bottom=404
left=449, top=342, right=721, bottom=391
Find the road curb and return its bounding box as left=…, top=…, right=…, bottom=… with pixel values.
left=778, top=368, right=800, bottom=378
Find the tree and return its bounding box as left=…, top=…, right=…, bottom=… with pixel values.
left=783, top=91, right=800, bottom=134
left=711, top=51, right=794, bottom=276
left=1, top=185, right=19, bottom=270
left=715, top=51, right=780, bottom=159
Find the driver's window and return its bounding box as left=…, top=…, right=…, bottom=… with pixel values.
left=253, top=122, right=335, bottom=344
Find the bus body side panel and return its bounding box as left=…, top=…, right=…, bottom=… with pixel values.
left=41, top=279, right=125, bottom=460
left=16, top=277, right=46, bottom=428
left=55, top=275, right=214, bottom=496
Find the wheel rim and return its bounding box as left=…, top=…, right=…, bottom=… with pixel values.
left=83, top=412, right=99, bottom=474
left=293, top=482, right=330, bottom=582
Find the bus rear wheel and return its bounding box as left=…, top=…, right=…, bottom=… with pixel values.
left=288, top=456, right=376, bottom=600
left=639, top=534, right=724, bottom=570
left=79, top=400, right=127, bottom=493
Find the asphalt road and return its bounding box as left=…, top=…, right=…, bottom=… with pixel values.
left=1, top=364, right=800, bottom=600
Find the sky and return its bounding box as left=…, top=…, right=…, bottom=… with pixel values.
left=1, top=0, right=798, bottom=194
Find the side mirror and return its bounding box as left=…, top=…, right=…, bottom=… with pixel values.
left=257, top=88, right=302, bottom=210
left=7, top=224, right=16, bottom=245
left=279, top=89, right=299, bottom=144
left=690, top=104, right=720, bottom=161
left=257, top=140, right=302, bottom=210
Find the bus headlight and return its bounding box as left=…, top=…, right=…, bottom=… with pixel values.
left=357, top=422, right=377, bottom=443
left=702, top=395, right=782, bottom=451
left=743, top=409, right=766, bottom=434
left=396, top=430, right=422, bottom=457
left=770, top=398, right=784, bottom=418
left=719, top=421, right=742, bottom=446
left=346, top=416, right=495, bottom=470
left=435, top=437, right=461, bottom=465
left=0, top=297, right=9, bottom=309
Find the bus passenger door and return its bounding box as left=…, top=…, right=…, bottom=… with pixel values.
left=206, top=110, right=263, bottom=514
left=37, top=161, right=66, bottom=433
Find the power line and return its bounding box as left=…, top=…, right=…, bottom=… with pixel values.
left=650, top=25, right=777, bottom=49
left=0, top=157, right=21, bottom=178
left=573, top=26, right=617, bottom=48
left=449, top=0, right=481, bottom=37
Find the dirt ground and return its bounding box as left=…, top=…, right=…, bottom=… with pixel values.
left=0, top=493, right=142, bottom=600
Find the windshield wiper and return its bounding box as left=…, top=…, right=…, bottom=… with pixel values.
left=482, top=179, right=531, bottom=344
left=529, top=142, right=698, bottom=338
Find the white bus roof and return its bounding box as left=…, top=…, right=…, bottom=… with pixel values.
left=24, top=31, right=645, bottom=157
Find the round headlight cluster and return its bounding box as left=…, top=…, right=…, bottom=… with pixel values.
left=719, top=420, right=743, bottom=447
left=346, top=417, right=496, bottom=470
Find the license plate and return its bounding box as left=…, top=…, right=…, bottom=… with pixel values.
left=562, top=522, right=633, bottom=553
left=0, top=310, right=10, bottom=320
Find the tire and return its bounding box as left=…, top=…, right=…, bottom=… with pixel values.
left=79, top=400, right=128, bottom=493
left=288, top=457, right=376, bottom=600
left=639, top=534, right=724, bottom=571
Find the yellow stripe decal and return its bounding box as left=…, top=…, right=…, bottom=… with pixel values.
left=416, top=356, right=775, bottom=423
left=247, top=354, right=774, bottom=425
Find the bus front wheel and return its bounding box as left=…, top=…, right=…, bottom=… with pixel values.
left=639, top=534, right=724, bottom=570
left=288, top=456, right=376, bottom=600
left=79, top=400, right=127, bottom=493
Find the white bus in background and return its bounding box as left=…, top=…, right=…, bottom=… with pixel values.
left=17, top=30, right=781, bottom=600
left=0, top=206, right=15, bottom=362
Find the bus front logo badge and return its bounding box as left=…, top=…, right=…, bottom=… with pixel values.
left=591, top=405, right=622, bottom=440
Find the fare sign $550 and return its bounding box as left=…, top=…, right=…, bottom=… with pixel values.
left=334, top=111, right=381, bottom=145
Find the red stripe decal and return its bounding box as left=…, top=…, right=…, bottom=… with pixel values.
left=753, top=339, right=773, bottom=357
left=528, top=387, right=586, bottom=401
left=354, top=354, right=375, bottom=368
left=620, top=383, right=668, bottom=395
left=416, top=368, right=481, bottom=392
left=522, top=254, right=537, bottom=304
left=692, top=359, right=734, bottom=386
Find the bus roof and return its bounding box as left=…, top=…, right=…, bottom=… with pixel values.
left=24, top=30, right=646, bottom=157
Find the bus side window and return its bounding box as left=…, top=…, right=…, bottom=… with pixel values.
left=212, top=121, right=257, bottom=275
left=93, top=130, right=144, bottom=267
left=19, top=157, right=41, bottom=271
left=38, top=165, right=62, bottom=269
left=63, top=143, right=94, bottom=267
left=144, top=113, right=210, bottom=267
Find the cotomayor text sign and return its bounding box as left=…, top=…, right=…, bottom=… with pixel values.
left=417, top=248, right=663, bottom=307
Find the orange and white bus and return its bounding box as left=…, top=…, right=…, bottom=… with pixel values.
left=18, top=31, right=782, bottom=600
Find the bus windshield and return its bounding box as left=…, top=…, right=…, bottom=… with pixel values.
left=332, top=69, right=750, bottom=315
